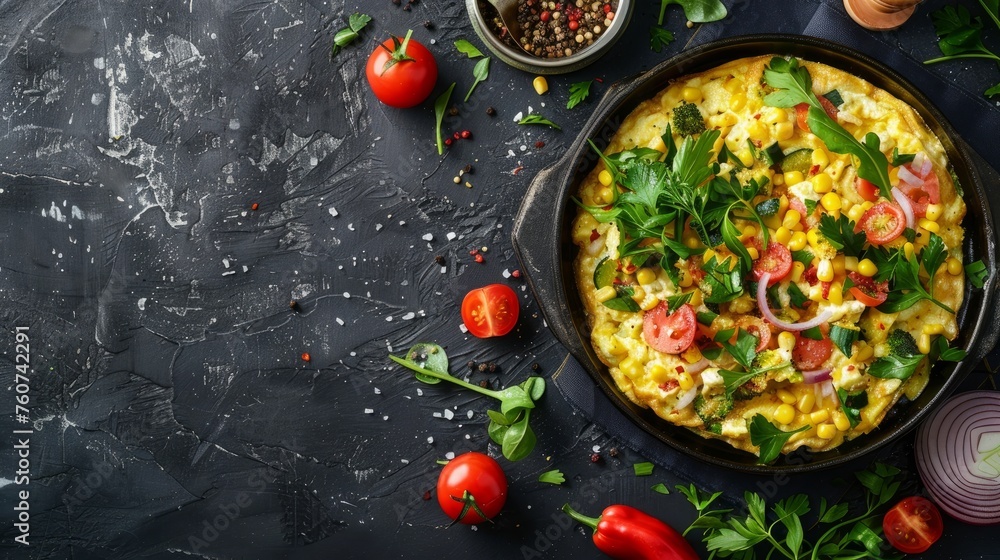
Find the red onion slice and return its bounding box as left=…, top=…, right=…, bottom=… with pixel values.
left=913, top=151, right=932, bottom=178
left=757, top=272, right=833, bottom=331
left=673, top=386, right=699, bottom=411
left=891, top=187, right=915, bottom=230
left=684, top=357, right=710, bottom=374
left=802, top=368, right=832, bottom=384
left=585, top=236, right=604, bottom=256
left=916, top=391, right=1000, bottom=525
left=897, top=164, right=923, bottom=187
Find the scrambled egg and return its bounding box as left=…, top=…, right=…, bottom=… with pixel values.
left=572, top=56, right=966, bottom=458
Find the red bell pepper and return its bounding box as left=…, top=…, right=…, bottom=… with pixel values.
left=562, top=503, right=700, bottom=560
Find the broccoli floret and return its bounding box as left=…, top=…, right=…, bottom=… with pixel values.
left=672, top=101, right=706, bottom=137
left=694, top=392, right=734, bottom=425
left=887, top=329, right=918, bottom=357
left=734, top=374, right=768, bottom=400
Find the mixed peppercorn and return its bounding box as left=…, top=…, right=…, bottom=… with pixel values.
left=482, top=0, right=618, bottom=58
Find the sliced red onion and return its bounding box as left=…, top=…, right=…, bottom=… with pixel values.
left=913, top=151, right=933, bottom=178
left=897, top=164, right=923, bottom=187
left=673, top=385, right=699, bottom=411
left=802, top=368, right=832, bottom=384
left=586, top=236, right=604, bottom=256
left=685, top=357, right=710, bottom=374
left=916, top=391, right=1000, bottom=525
left=757, top=273, right=834, bottom=331
left=820, top=379, right=836, bottom=400
left=891, top=187, right=915, bottom=230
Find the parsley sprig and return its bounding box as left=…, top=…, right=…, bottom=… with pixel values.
left=925, top=4, right=1000, bottom=98
left=567, top=80, right=593, bottom=109
left=875, top=233, right=954, bottom=314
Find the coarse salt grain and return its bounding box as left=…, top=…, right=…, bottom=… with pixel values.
left=459, top=324, right=468, bottom=333
left=374, top=387, right=381, bottom=395
left=364, top=408, right=374, bottom=414
left=503, top=269, right=511, bottom=278
left=329, top=207, right=339, bottom=217
left=422, top=233, right=434, bottom=241
left=445, top=451, right=455, bottom=460
left=467, top=410, right=474, bottom=419
left=592, top=445, right=601, bottom=452
left=443, top=409, right=455, bottom=420
left=446, top=232, right=456, bottom=240
left=336, top=318, right=344, bottom=325
left=427, top=436, right=434, bottom=444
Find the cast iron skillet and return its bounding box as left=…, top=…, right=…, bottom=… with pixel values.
left=512, top=35, right=1000, bottom=473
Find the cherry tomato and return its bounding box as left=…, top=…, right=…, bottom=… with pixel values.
left=883, top=496, right=944, bottom=554
left=437, top=452, right=508, bottom=525
left=896, top=166, right=940, bottom=218
left=752, top=241, right=793, bottom=286
left=794, top=97, right=838, bottom=133
left=854, top=177, right=880, bottom=203
left=792, top=328, right=833, bottom=370
left=847, top=272, right=888, bottom=307
left=365, top=31, right=438, bottom=108
left=857, top=202, right=906, bottom=245
left=461, top=284, right=519, bottom=338
left=736, top=316, right=771, bottom=352
left=643, top=303, right=696, bottom=355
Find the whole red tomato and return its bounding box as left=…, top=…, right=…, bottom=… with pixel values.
left=437, top=452, right=508, bottom=524
left=365, top=30, right=437, bottom=108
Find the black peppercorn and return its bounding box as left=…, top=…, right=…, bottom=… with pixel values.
left=423, top=20, right=433, bottom=29
left=486, top=106, right=496, bottom=116
left=434, top=255, right=446, bottom=265
left=488, top=361, right=497, bottom=372
left=467, top=360, right=476, bottom=370
left=531, top=362, right=540, bottom=371
left=478, top=363, right=488, bottom=372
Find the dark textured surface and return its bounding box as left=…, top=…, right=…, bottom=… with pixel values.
left=0, top=0, right=997, bottom=558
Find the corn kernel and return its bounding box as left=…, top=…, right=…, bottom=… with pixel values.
left=790, top=221, right=805, bottom=232
left=620, top=357, right=642, bottom=378
left=775, top=226, right=792, bottom=245
left=903, top=242, right=915, bottom=260
left=797, top=392, right=816, bottom=414
left=640, top=297, right=661, bottom=311
left=678, top=270, right=694, bottom=288
left=608, top=337, right=629, bottom=355
left=807, top=285, right=822, bottom=302
left=683, top=233, right=702, bottom=249
left=856, top=258, right=877, bottom=277
left=833, top=412, right=851, bottom=432
left=788, top=231, right=808, bottom=251
left=729, top=93, right=747, bottom=111
left=761, top=107, right=786, bottom=124
left=631, top=286, right=646, bottom=301
left=763, top=214, right=782, bottom=230
left=637, top=268, right=657, bottom=286
left=947, top=257, right=963, bottom=276
left=810, top=409, right=830, bottom=424
left=678, top=372, right=695, bottom=391
left=820, top=192, right=842, bottom=212
left=918, top=218, right=940, bottom=233
left=811, top=148, right=830, bottom=171
left=817, top=259, right=834, bottom=282
left=827, top=281, right=843, bottom=305
left=846, top=204, right=866, bottom=223
left=649, top=363, right=669, bottom=382
left=598, top=169, right=613, bottom=186
left=649, top=135, right=668, bottom=154
left=918, top=333, right=931, bottom=355
left=923, top=323, right=945, bottom=335
left=833, top=255, right=846, bottom=275
left=737, top=148, right=755, bottom=168
left=810, top=173, right=833, bottom=194
left=773, top=121, right=794, bottom=141
left=782, top=210, right=802, bottom=230
left=712, top=135, right=726, bottom=157
left=777, top=389, right=797, bottom=404
left=925, top=203, right=943, bottom=221
left=748, top=247, right=760, bottom=260
left=595, top=286, right=617, bottom=303
left=689, top=289, right=703, bottom=307
left=741, top=225, right=758, bottom=240
left=791, top=261, right=805, bottom=282
left=682, top=86, right=702, bottom=103
left=843, top=256, right=859, bottom=272
left=595, top=187, right=614, bottom=204
left=855, top=342, right=874, bottom=362
left=774, top=404, right=796, bottom=425
left=532, top=76, right=549, bottom=95
left=779, top=195, right=790, bottom=212
left=806, top=229, right=822, bottom=251
left=816, top=423, right=837, bottom=440
left=682, top=346, right=703, bottom=364
left=773, top=173, right=785, bottom=186
left=724, top=77, right=744, bottom=93
left=784, top=171, right=804, bottom=185
left=778, top=332, right=796, bottom=351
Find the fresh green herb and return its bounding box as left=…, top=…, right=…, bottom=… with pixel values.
left=931, top=335, right=968, bottom=362
left=763, top=57, right=893, bottom=198
left=786, top=283, right=809, bottom=308
left=791, top=249, right=814, bottom=266
left=890, top=147, right=916, bottom=167
left=878, top=235, right=954, bottom=314
left=701, top=257, right=745, bottom=304
left=633, top=462, right=655, bottom=476
left=800, top=326, right=823, bottom=341
left=697, top=310, right=718, bottom=325
left=748, top=414, right=809, bottom=464
left=657, top=0, right=728, bottom=25
left=837, top=388, right=868, bottom=429
left=902, top=227, right=917, bottom=243
left=829, top=324, right=859, bottom=358
left=567, top=80, right=594, bottom=109
left=818, top=214, right=866, bottom=256
left=966, top=259, right=988, bottom=288
left=518, top=114, right=561, bottom=129
left=679, top=462, right=904, bottom=559
left=666, top=292, right=693, bottom=313
left=391, top=345, right=545, bottom=461
left=721, top=328, right=759, bottom=370
left=925, top=4, right=1000, bottom=98
left=331, top=13, right=372, bottom=58
left=803, top=198, right=819, bottom=216
left=755, top=197, right=780, bottom=217
left=651, top=483, right=671, bottom=495
left=538, top=469, right=566, bottom=485
left=649, top=26, right=675, bottom=52
left=602, top=285, right=642, bottom=312
left=672, top=101, right=707, bottom=136
left=454, top=39, right=484, bottom=58
left=921, top=233, right=948, bottom=292
left=868, top=354, right=924, bottom=380
left=822, top=89, right=844, bottom=107
left=464, top=57, right=490, bottom=102
left=434, top=83, right=456, bottom=155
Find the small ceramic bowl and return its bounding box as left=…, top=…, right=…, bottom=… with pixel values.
left=467, top=0, right=634, bottom=75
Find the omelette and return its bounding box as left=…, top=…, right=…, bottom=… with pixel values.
left=571, top=55, right=970, bottom=459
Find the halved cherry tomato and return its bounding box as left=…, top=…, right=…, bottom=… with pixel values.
left=854, top=177, right=880, bottom=203
left=752, top=241, right=792, bottom=286
left=736, top=316, right=771, bottom=352
left=461, top=284, right=519, bottom=338
left=794, top=97, right=839, bottom=133
left=896, top=166, right=940, bottom=218
left=437, top=452, right=508, bottom=525
left=883, top=496, right=944, bottom=554
left=847, top=271, right=888, bottom=307
left=643, top=303, right=696, bottom=355
left=857, top=202, right=906, bottom=245
left=792, top=327, right=833, bottom=370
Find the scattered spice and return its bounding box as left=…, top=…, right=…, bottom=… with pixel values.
left=481, top=0, right=619, bottom=59
left=488, top=361, right=498, bottom=372
left=460, top=130, right=472, bottom=139
left=301, top=352, right=311, bottom=362
left=474, top=253, right=485, bottom=263
left=422, top=490, right=431, bottom=500
left=535, top=140, right=546, bottom=149
left=608, top=447, right=619, bottom=457
left=465, top=181, right=473, bottom=189
left=250, top=202, right=260, bottom=211
left=478, top=363, right=489, bottom=373
left=435, top=255, right=446, bottom=265
left=449, top=106, right=459, bottom=116
left=512, top=269, right=522, bottom=278
left=453, top=176, right=461, bottom=184
left=289, top=300, right=300, bottom=311
left=423, top=20, right=434, bottom=29
left=479, top=379, right=490, bottom=388
left=463, top=164, right=474, bottom=174
left=531, top=362, right=540, bottom=371
left=486, top=106, right=496, bottom=116
left=590, top=453, right=602, bottom=463
left=444, top=137, right=453, bottom=146
left=468, top=360, right=477, bottom=370
left=391, top=0, right=400, bottom=4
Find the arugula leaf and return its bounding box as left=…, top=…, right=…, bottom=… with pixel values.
left=837, top=388, right=868, bottom=429
left=966, top=259, right=988, bottom=288
left=748, top=414, right=809, bottom=464
left=786, top=282, right=809, bottom=308
left=719, top=368, right=760, bottom=397
left=931, top=335, right=967, bottom=362
left=518, top=114, right=561, bottom=129
left=633, top=462, right=655, bottom=476
left=464, top=57, right=490, bottom=102
left=454, top=39, right=484, bottom=58
left=434, top=83, right=456, bottom=155
left=818, top=212, right=866, bottom=256
left=567, top=80, right=593, bottom=109
left=829, top=324, right=859, bottom=358
left=666, top=292, right=693, bottom=313
left=602, top=285, right=641, bottom=312
left=331, top=13, right=372, bottom=58
left=657, top=0, right=728, bottom=25
left=867, top=354, right=924, bottom=380
left=890, top=147, right=916, bottom=167
left=538, top=469, right=565, bottom=485
left=763, top=57, right=893, bottom=197
left=649, top=26, right=675, bottom=53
